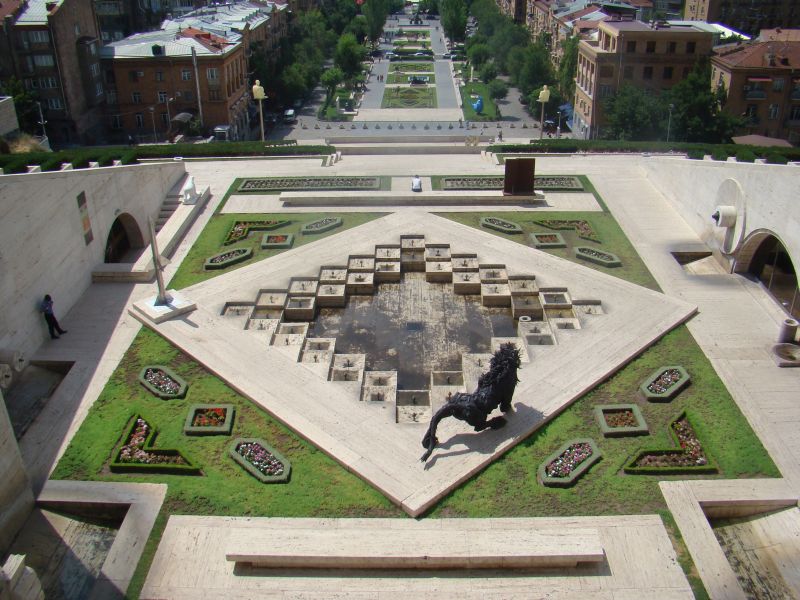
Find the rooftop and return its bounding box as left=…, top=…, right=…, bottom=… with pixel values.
left=15, top=0, right=65, bottom=24
left=713, top=39, right=800, bottom=69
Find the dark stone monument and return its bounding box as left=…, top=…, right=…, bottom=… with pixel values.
left=503, top=157, right=535, bottom=196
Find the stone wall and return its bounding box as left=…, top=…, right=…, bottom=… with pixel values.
left=0, top=97, right=20, bottom=138
left=0, top=391, right=33, bottom=555
left=643, top=157, right=800, bottom=272
left=0, top=162, right=186, bottom=356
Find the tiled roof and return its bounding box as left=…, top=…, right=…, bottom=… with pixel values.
left=0, top=0, right=24, bottom=21
left=759, top=28, right=800, bottom=42
left=713, top=40, right=800, bottom=68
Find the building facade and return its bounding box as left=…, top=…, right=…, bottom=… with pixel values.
left=684, top=0, right=799, bottom=36
left=572, top=20, right=713, bottom=139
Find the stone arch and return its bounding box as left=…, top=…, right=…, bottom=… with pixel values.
left=735, top=229, right=799, bottom=318
left=104, top=213, right=145, bottom=263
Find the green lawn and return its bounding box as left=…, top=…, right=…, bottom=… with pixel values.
left=390, top=62, right=434, bottom=72
left=461, top=82, right=499, bottom=121
left=381, top=86, right=437, bottom=109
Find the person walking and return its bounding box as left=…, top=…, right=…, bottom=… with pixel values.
left=41, top=294, right=67, bottom=339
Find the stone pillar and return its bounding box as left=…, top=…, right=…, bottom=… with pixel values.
left=0, top=391, right=34, bottom=555
left=778, top=318, right=799, bottom=344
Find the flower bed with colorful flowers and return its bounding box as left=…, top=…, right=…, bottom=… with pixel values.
left=260, top=233, right=294, bottom=249
left=110, top=415, right=200, bottom=475
left=537, top=438, right=601, bottom=488
left=223, top=220, right=289, bottom=245
left=594, top=404, right=649, bottom=438
left=183, top=404, right=235, bottom=436
left=204, top=247, right=253, bottom=270
left=237, top=177, right=379, bottom=193
left=229, top=438, right=291, bottom=483
left=138, top=365, right=188, bottom=399
left=640, top=366, right=690, bottom=401
left=624, top=412, right=717, bottom=475
left=530, top=232, right=567, bottom=249
left=533, top=219, right=599, bottom=242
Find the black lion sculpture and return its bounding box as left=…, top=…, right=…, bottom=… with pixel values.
left=421, top=343, right=521, bottom=463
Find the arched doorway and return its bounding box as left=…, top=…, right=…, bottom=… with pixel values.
left=737, top=231, right=799, bottom=318
left=105, top=213, right=145, bottom=263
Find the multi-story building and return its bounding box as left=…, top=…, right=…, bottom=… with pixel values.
left=94, top=0, right=210, bottom=45
left=684, top=0, right=799, bottom=37
left=0, top=0, right=105, bottom=145
left=711, top=37, right=800, bottom=143
left=573, top=19, right=713, bottom=139
left=498, top=0, right=526, bottom=24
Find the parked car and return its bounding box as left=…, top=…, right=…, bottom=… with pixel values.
left=283, top=109, right=297, bottom=124
left=413, top=51, right=427, bottom=56
left=441, top=52, right=452, bottom=58
left=385, top=51, right=397, bottom=58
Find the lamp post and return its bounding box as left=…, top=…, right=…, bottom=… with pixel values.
left=252, top=80, right=266, bottom=142
left=149, top=106, right=157, bottom=143
left=667, top=103, right=674, bottom=143
left=537, top=85, right=550, bottom=141
left=556, top=110, right=562, bottom=138
left=36, top=101, right=48, bottom=141
left=166, top=97, right=174, bottom=140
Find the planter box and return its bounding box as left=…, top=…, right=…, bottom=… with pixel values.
left=261, top=233, right=294, bottom=249
left=230, top=438, right=291, bottom=483
left=301, top=217, right=342, bottom=235
left=594, top=404, right=648, bottom=437
left=204, top=247, right=253, bottom=270
left=138, top=365, right=188, bottom=399
left=183, top=404, right=235, bottom=436
left=575, top=246, right=621, bottom=268
left=538, top=438, right=601, bottom=488
left=624, top=412, right=717, bottom=475
left=640, top=366, right=690, bottom=401
left=223, top=220, right=289, bottom=245
left=533, top=219, right=598, bottom=242
left=110, top=415, right=201, bottom=475
left=530, top=232, right=567, bottom=249
left=480, top=216, right=523, bottom=234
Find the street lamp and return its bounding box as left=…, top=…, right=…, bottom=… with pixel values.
left=148, top=106, right=157, bottom=143
left=556, top=110, right=562, bottom=139
left=537, top=85, right=550, bottom=141
left=36, top=101, right=48, bottom=141
left=252, top=80, right=266, bottom=142
left=166, top=97, right=174, bottom=140
left=667, top=103, right=674, bottom=143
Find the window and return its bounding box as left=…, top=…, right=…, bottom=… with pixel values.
left=181, top=69, right=192, bottom=81
left=107, top=90, right=117, bottom=104
left=89, top=43, right=96, bottom=56
left=598, top=84, right=612, bottom=98
left=47, top=97, right=62, bottom=109
left=667, top=41, right=676, bottom=54
left=646, top=41, right=655, bottom=53
left=599, top=65, right=613, bottom=78
left=626, top=40, right=636, bottom=53
left=30, top=30, right=49, bottom=43
left=745, top=104, right=757, bottom=118
left=663, top=66, right=673, bottom=79
left=161, top=112, right=169, bottom=125
left=105, top=70, right=115, bottom=83
left=155, top=71, right=164, bottom=82
left=209, top=89, right=220, bottom=101
left=791, top=105, right=800, bottom=120
left=74, top=23, right=80, bottom=35
left=89, top=63, right=99, bottom=77
left=623, top=65, right=633, bottom=79
left=773, top=78, right=784, bottom=91
left=158, top=91, right=168, bottom=103
left=129, top=70, right=139, bottom=82
left=101, top=31, right=110, bottom=41
left=643, top=66, right=653, bottom=80
left=95, top=82, right=103, bottom=96
left=206, top=67, right=218, bottom=80
left=135, top=113, right=144, bottom=128
left=33, top=54, right=55, bottom=67
left=768, top=104, right=779, bottom=119
left=24, top=78, right=37, bottom=89
left=132, top=91, right=141, bottom=104
left=687, top=41, right=696, bottom=54
left=39, top=76, right=57, bottom=88
left=111, top=115, right=122, bottom=129
left=113, top=31, right=123, bottom=41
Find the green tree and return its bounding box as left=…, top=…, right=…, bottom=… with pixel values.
left=0, top=77, right=39, bottom=133
left=507, top=45, right=552, bottom=96
left=479, top=62, right=497, bottom=83
left=603, top=84, right=664, bottom=140
left=361, top=0, right=388, bottom=47
left=321, top=66, right=344, bottom=104
left=528, top=85, right=566, bottom=121
left=488, top=79, right=508, bottom=100
left=335, top=33, right=367, bottom=80
left=440, top=0, right=467, bottom=42
left=419, top=0, right=438, bottom=15
left=467, top=43, right=491, bottom=66
left=324, top=0, right=358, bottom=34
left=345, top=15, right=369, bottom=45
left=558, top=36, right=579, bottom=100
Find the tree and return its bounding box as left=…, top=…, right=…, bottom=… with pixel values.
left=0, top=77, right=39, bottom=133
left=528, top=85, right=566, bottom=121
left=440, top=0, right=467, bottom=43
left=419, top=0, right=438, bottom=15
left=488, top=79, right=508, bottom=100
left=602, top=84, right=664, bottom=140
left=467, top=43, right=491, bottom=67
left=507, top=45, right=551, bottom=96
left=479, top=62, right=497, bottom=83
left=362, top=0, right=389, bottom=48
left=345, top=16, right=369, bottom=45
left=558, top=36, right=579, bottom=101
left=321, top=67, right=344, bottom=104
left=334, top=33, right=367, bottom=80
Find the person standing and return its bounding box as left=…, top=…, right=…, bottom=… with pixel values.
left=41, top=294, right=67, bottom=339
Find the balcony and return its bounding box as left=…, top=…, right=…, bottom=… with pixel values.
left=744, top=89, right=766, bottom=100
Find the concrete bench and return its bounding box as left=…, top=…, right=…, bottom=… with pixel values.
left=279, top=190, right=546, bottom=207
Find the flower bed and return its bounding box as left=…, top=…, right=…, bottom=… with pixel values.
left=480, top=216, right=523, bottom=234
left=204, top=247, right=253, bottom=270
left=640, top=366, right=690, bottom=401
left=300, top=217, right=342, bottom=235
left=229, top=438, right=291, bottom=483
left=223, top=220, right=289, bottom=245
left=138, top=365, right=188, bottom=399
left=594, top=404, right=648, bottom=438
left=110, top=415, right=200, bottom=475
left=533, top=219, right=599, bottom=242
left=237, top=177, right=379, bottom=192
left=260, top=233, right=294, bottom=249
left=183, top=404, right=235, bottom=436
left=530, top=232, right=567, bottom=249
left=624, top=412, right=717, bottom=475
left=575, top=246, right=621, bottom=267
left=537, top=438, right=601, bottom=488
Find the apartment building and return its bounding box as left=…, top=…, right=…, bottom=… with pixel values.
left=684, top=0, right=799, bottom=36
left=0, top=0, right=104, bottom=145
left=498, top=0, right=526, bottom=23
left=573, top=19, right=713, bottom=139
left=711, top=38, right=800, bottom=143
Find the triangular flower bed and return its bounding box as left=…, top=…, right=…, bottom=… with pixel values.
left=230, top=438, right=291, bottom=483
left=110, top=415, right=201, bottom=475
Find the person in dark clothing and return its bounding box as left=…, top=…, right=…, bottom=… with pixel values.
left=41, top=294, right=67, bottom=339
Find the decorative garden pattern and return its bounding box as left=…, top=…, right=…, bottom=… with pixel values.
left=300, top=217, right=342, bottom=235
left=575, top=246, right=622, bottom=268
left=530, top=232, right=567, bottom=249
left=229, top=438, right=291, bottom=483
left=110, top=415, right=200, bottom=475
left=138, top=365, right=188, bottom=399
left=261, top=233, right=294, bottom=249
left=183, top=404, right=235, bottom=436
left=238, top=177, right=379, bottom=193
left=480, top=216, right=523, bottom=234
left=533, top=219, right=599, bottom=242
left=441, top=175, right=583, bottom=191
left=204, top=247, right=253, bottom=270
left=640, top=366, right=690, bottom=401
left=223, top=220, right=289, bottom=245
left=624, top=412, right=716, bottom=475
left=538, top=438, right=601, bottom=488
left=594, top=404, right=648, bottom=437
